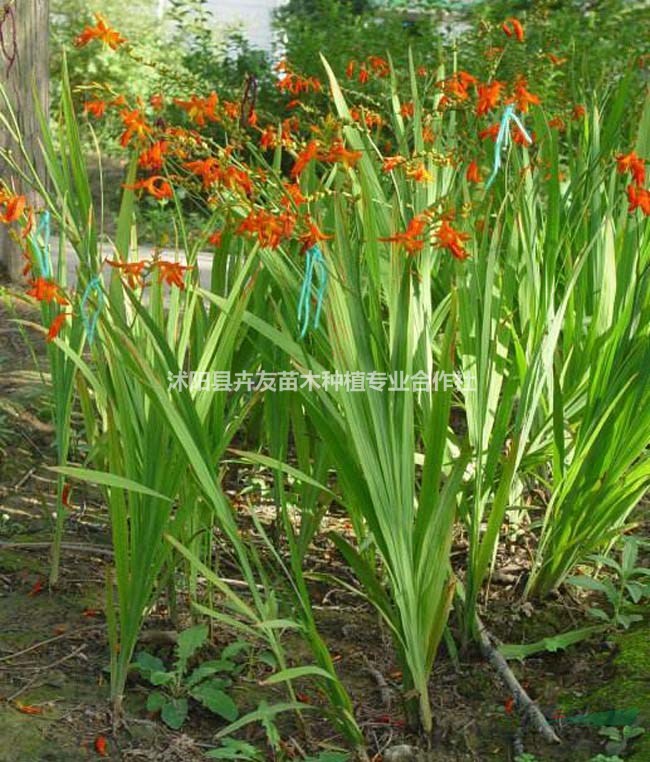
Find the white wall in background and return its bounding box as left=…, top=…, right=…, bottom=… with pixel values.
left=157, top=0, right=287, bottom=51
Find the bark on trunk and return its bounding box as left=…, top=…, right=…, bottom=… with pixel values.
left=0, top=0, right=49, bottom=281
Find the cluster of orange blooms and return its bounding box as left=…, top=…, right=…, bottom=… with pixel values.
left=107, top=259, right=194, bottom=289
left=436, top=71, right=542, bottom=119
left=0, top=188, right=26, bottom=225
left=345, top=55, right=392, bottom=84
left=74, top=13, right=125, bottom=50
left=2, top=9, right=647, bottom=350
left=379, top=212, right=471, bottom=261
left=617, top=151, right=650, bottom=216
left=276, top=60, right=322, bottom=97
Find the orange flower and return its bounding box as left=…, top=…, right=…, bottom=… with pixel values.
left=291, top=140, right=319, bottom=179
left=547, top=53, right=567, bottom=66
left=382, top=155, right=406, bottom=172
left=124, top=176, right=173, bottom=200
left=15, top=702, right=44, bottom=715
left=502, top=17, right=525, bottom=43
left=346, top=60, right=356, bottom=78
left=476, top=81, right=504, bottom=117
left=572, top=104, right=586, bottom=121
left=150, top=93, right=164, bottom=111
left=282, top=182, right=307, bottom=208
left=220, top=166, right=254, bottom=196
left=319, top=140, right=362, bottom=168
left=298, top=221, right=332, bottom=253
left=208, top=230, right=222, bottom=247
left=259, top=126, right=279, bottom=150
left=47, top=312, right=69, bottom=342
left=237, top=209, right=296, bottom=249
left=107, top=259, right=148, bottom=288
left=627, top=184, right=650, bottom=215
left=83, top=100, right=106, bottom=119
left=440, top=71, right=477, bottom=102
left=138, top=140, right=169, bottom=171
left=479, top=124, right=500, bottom=141
left=352, top=108, right=383, bottom=130
left=119, top=109, right=151, bottom=147
left=0, top=194, right=26, bottom=223
left=512, top=126, right=535, bottom=145
left=21, top=206, right=35, bottom=240
left=366, top=111, right=384, bottom=130
left=435, top=220, right=470, bottom=260
left=74, top=13, right=125, bottom=50
left=400, top=102, right=415, bottom=118
left=183, top=157, right=221, bottom=188
left=282, top=117, right=299, bottom=138
left=358, top=66, right=369, bottom=85
left=174, top=92, right=219, bottom=127
left=226, top=101, right=243, bottom=121
left=406, top=163, right=432, bottom=183
left=27, top=278, right=68, bottom=305
left=277, top=71, right=321, bottom=95
left=368, top=56, right=390, bottom=77
left=548, top=116, right=566, bottom=132
left=617, top=151, right=646, bottom=187
left=466, top=161, right=482, bottom=183
left=379, top=214, right=428, bottom=255
left=509, top=77, right=540, bottom=113
left=94, top=736, right=108, bottom=757
left=154, top=261, right=193, bottom=290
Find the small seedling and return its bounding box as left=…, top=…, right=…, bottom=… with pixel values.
left=598, top=724, right=645, bottom=757
left=568, top=537, right=650, bottom=629
left=205, top=738, right=264, bottom=760
left=133, top=624, right=245, bottom=729
left=206, top=740, right=349, bottom=762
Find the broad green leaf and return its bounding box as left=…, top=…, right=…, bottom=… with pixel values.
left=161, top=697, right=188, bottom=730
left=190, top=681, right=238, bottom=721
left=186, top=661, right=235, bottom=688
left=220, top=641, right=251, bottom=661
left=567, top=575, right=608, bottom=594
left=134, top=651, right=166, bottom=676
left=150, top=671, right=176, bottom=687
left=175, top=624, right=209, bottom=676
left=146, top=691, right=167, bottom=712
left=206, top=739, right=263, bottom=760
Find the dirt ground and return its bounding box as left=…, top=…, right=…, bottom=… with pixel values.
left=1, top=286, right=649, bottom=762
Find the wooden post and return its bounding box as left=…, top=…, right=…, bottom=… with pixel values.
left=0, top=0, right=49, bottom=281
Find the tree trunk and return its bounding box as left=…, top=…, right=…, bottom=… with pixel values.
left=0, top=0, right=49, bottom=281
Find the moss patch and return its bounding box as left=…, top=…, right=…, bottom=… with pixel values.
left=553, top=624, right=650, bottom=759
